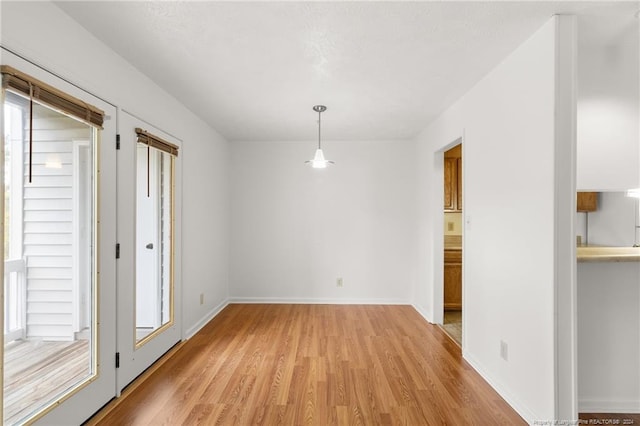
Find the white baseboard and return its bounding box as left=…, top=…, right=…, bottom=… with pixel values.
left=463, top=351, right=538, bottom=424
left=184, top=298, right=230, bottom=339
left=579, top=399, right=640, bottom=414
left=228, top=297, right=411, bottom=305
left=411, top=303, right=433, bottom=324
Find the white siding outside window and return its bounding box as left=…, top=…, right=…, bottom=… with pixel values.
left=24, top=114, right=90, bottom=341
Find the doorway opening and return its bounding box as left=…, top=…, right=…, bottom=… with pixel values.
left=441, top=143, right=462, bottom=346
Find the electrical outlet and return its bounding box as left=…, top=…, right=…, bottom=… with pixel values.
left=200, top=293, right=204, bottom=305
left=337, top=277, right=343, bottom=287
left=500, top=340, right=508, bottom=361
left=447, top=222, right=454, bottom=231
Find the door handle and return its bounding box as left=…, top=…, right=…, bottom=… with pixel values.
left=146, top=243, right=154, bottom=249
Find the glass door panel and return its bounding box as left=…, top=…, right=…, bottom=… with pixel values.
left=3, top=93, right=95, bottom=424
left=1, top=53, right=117, bottom=426
left=116, top=112, right=180, bottom=392
left=135, top=145, right=173, bottom=343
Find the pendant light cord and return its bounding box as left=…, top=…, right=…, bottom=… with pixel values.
left=317, top=109, right=322, bottom=150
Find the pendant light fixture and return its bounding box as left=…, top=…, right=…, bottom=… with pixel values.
left=306, top=105, right=334, bottom=169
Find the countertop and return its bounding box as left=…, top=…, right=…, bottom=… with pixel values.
left=443, top=235, right=639, bottom=261
left=577, top=246, right=640, bottom=263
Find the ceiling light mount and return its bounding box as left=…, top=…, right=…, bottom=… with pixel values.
left=306, top=105, right=334, bottom=169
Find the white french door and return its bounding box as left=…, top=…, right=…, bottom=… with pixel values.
left=1, top=53, right=182, bottom=425
left=116, top=112, right=181, bottom=392
left=1, top=51, right=117, bottom=426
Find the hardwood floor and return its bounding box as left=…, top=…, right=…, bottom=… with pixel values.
left=89, top=304, right=525, bottom=425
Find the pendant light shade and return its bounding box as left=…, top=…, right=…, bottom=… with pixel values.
left=310, top=148, right=328, bottom=169
left=306, top=105, right=334, bottom=168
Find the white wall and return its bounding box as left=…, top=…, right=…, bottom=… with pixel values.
left=574, top=10, right=640, bottom=414
left=576, top=192, right=639, bottom=247
left=414, top=16, right=576, bottom=422
left=576, top=192, right=640, bottom=412
left=230, top=140, right=416, bottom=303
left=578, top=262, right=640, bottom=413
left=577, top=15, right=639, bottom=191
left=1, top=1, right=230, bottom=337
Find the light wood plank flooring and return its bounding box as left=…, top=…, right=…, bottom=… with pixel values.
left=4, top=339, right=90, bottom=425
left=89, top=304, right=525, bottom=425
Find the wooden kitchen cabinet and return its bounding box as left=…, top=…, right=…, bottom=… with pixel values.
left=444, top=249, right=462, bottom=311
left=444, top=158, right=457, bottom=211
left=444, top=146, right=462, bottom=212
left=577, top=192, right=598, bottom=212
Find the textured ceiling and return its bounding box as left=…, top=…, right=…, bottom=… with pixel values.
left=55, top=1, right=638, bottom=142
